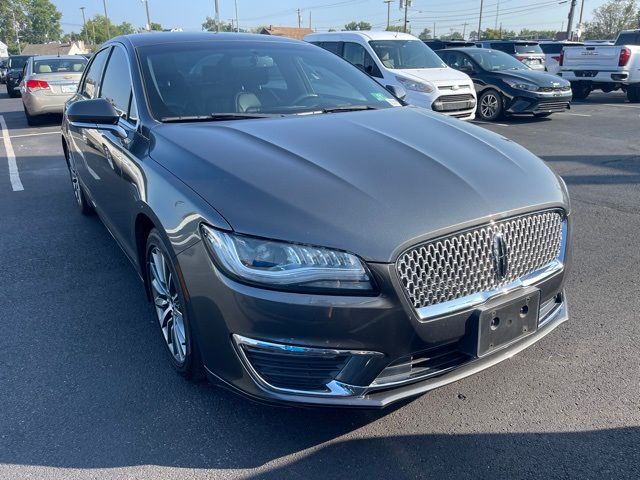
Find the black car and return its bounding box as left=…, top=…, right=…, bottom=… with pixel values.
left=422, top=39, right=476, bottom=50
left=61, top=33, right=570, bottom=407
left=5, top=55, right=31, bottom=97
left=437, top=48, right=572, bottom=121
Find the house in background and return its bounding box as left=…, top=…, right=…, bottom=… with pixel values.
left=21, top=41, right=89, bottom=56
left=259, top=26, right=314, bottom=41
left=0, top=41, right=8, bottom=58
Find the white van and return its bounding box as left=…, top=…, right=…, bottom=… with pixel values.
left=305, top=31, right=477, bottom=120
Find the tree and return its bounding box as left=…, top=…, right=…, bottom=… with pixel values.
left=150, top=22, right=163, bottom=31
left=386, top=25, right=410, bottom=33
left=582, top=0, right=639, bottom=39
left=518, top=28, right=557, bottom=40
left=417, top=28, right=432, bottom=40
left=202, top=16, right=236, bottom=32
left=441, top=31, right=464, bottom=40
left=343, top=21, right=371, bottom=31
left=0, top=0, right=62, bottom=53
left=80, top=15, right=134, bottom=45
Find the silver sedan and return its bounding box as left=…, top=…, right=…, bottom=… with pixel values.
left=20, top=55, right=87, bottom=125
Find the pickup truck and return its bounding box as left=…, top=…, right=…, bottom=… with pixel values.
left=559, top=29, right=640, bottom=102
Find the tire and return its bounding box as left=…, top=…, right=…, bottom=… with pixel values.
left=534, top=113, right=552, bottom=118
left=146, top=229, right=204, bottom=381
left=478, top=89, right=504, bottom=121
left=571, top=81, right=591, bottom=100
left=66, top=156, right=94, bottom=215
left=7, top=86, right=19, bottom=98
left=626, top=85, right=640, bottom=103
left=23, top=105, right=39, bottom=126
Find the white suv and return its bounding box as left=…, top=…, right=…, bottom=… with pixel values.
left=305, top=31, right=477, bottom=120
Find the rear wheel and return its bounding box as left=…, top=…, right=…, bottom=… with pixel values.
left=478, top=89, right=503, bottom=121
left=571, top=81, right=591, bottom=100
left=65, top=149, right=93, bottom=215
left=626, top=84, right=640, bottom=103
left=146, top=230, right=204, bottom=381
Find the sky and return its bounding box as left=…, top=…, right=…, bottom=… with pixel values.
left=52, top=0, right=609, bottom=36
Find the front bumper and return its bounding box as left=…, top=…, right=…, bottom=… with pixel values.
left=177, top=225, right=570, bottom=408
left=404, top=89, right=476, bottom=120
left=505, top=92, right=572, bottom=115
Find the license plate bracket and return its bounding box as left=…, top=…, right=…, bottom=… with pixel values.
left=463, top=287, right=540, bottom=358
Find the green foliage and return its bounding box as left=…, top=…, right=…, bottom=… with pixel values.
left=80, top=15, right=134, bottom=45
left=518, top=28, right=557, bottom=40
left=202, top=16, right=240, bottom=32
left=441, top=31, right=464, bottom=40
left=0, top=0, right=62, bottom=53
left=582, top=0, right=639, bottom=40
left=386, top=25, right=409, bottom=33
left=417, top=28, right=432, bottom=40
left=150, top=22, right=163, bottom=31
left=343, top=21, right=372, bottom=31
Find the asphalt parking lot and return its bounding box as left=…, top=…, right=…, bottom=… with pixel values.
left=0, top=90, right=638, bottom=480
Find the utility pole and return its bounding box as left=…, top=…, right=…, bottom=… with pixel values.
left=494, top=0, right=500, bottom=30
left=214, top=0, right=220, bottom=32
left=566, top=0, right=577, bottom=40
left=433, top=21, right=436, bottom=39
left=462, top=21, right=467, bottom=39
left=12, top=11, right=21, bottom=54
left=235, top=0, right=239, bottom=32
left=309, top=11, right=312, bottom=29
left=142, top=0, right=151, bottom=31
left=80, top=7, right=89, bottom=45
left=102, top=0, right=111, bottom=39
left=477, top=0, right=484, bottom=41
left=384, top=0, right=392, bottom=29
left=402, top=0, right=411, bottom=33
left=577, top=0, right=585, bottom=38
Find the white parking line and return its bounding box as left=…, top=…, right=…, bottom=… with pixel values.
left=557, top=112, right=592, bottom=117
left=9, top=131, right=59, bottom=139
left=473, top=120, right=510, bottom=127
left=0, top=115, right=24, bottom=191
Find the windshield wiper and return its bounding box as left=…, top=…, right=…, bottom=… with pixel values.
left=161, top=113, right=283, bottom=123
left=321, top=105, right=379, bottom=114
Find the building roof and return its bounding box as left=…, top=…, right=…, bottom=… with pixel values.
left=21, top=41, right=88, bottom=56
left=259, top=26, right=314, bottom=41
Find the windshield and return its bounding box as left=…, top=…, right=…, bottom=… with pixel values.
left=33, top=58, right=87, bottom=74
left=467, top=49, right=531, bottom=71
left=514, top=43, right=543, bottom=54
left=369, top=40, right=446, bottom=69
left=8, top=56, right=28, bottom=69
left=138, top=41, right=401, bottom=120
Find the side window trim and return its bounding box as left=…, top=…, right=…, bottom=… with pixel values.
left=99, top=43, right=139, bottom=128
left=79, top=46, right=111, bottom=99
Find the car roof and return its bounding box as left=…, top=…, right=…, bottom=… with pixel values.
left=305, top=31, right=418, bottom=42
left=110, top=31, right=304, bottom=49
left=478, top=40, right=540, bottom=44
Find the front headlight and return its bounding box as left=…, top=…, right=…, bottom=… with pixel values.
left=503, top=79, right=539, bottom=92
left=201, top=225, right=375, bottom=293
left=395, top=75, right=435, bottom=93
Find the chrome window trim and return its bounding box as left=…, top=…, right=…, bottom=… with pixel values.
left=232, top=334, right=382, bottom=397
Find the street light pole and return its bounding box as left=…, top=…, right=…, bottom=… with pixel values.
left=80, top=7, right=89, bottom=46
left=384, top=0, right=392, bottom=29
left=566, top=0, right=577, bottom=40
left=214, top=0, right=220, bottom=32
left=142, top=0, right=152, bottom=31
left=102, top=0, right=111, bottom=39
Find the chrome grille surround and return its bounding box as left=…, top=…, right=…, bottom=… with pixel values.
left=396, top=210, right=565, bottom=312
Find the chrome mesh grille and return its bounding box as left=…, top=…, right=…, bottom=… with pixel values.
left=397, top=211, right=564, bottom=309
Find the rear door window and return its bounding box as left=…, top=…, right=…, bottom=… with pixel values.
left=490, top=43, right=515, bottom=53
left=342, top=42, right=382, bottom=77
left=514, top=43, right=543, bottom=54
left=540, top=43, right=563, bottom=54
left=615, top=32, right=640, bottom=46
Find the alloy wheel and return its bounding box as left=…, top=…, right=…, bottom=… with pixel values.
left=69, top=168, right=83, bottom=207
left=149, top=247, right=187, bottom=364
left=480, top=93, right=499, bottom=119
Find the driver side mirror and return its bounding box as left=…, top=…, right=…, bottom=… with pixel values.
left=385, top=84, right=407, bottom=101
left=67, top=98, right=127, bottom=139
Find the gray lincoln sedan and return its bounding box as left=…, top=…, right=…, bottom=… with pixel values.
left=61, top=32, right=571, bottom=408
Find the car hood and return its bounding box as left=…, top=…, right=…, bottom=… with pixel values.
left=151, top=107, right=567, bottom=262
left=499, top=69, right=570, bottom=87
left=395, top=67, right=473, bottom=86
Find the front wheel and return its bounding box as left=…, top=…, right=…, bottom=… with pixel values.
left=571, top=81, right=591, bottom=100
left=627, top=85, right=640, bottom=103
left=147, top=230, right=204, bottom=381
left=478, top=89, right=503, bottom=121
